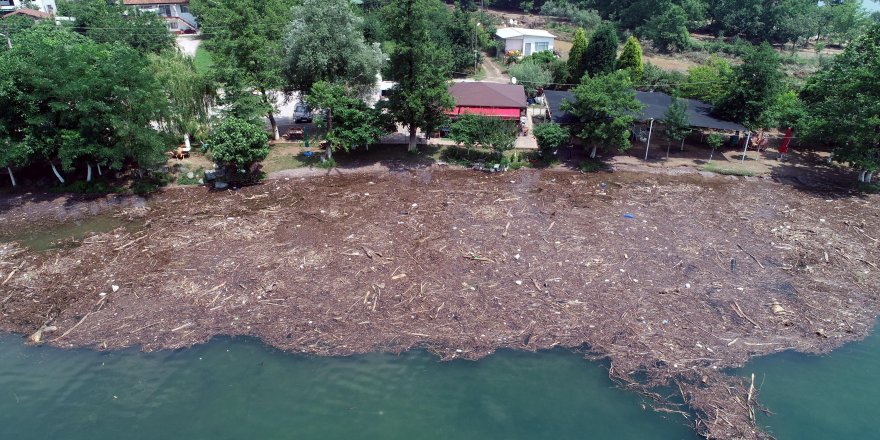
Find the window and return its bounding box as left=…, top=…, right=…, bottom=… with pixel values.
left=158, top=4, right=171, bottom=16
left=168, top=21, right=178, bottom=30
left=180, top=5, right=189, bottom=13
left=535, top=42, right=549, bottom=52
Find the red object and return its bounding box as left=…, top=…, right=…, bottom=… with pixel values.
left=448, top=106, right=522, bottom=120
left=779, top=127, right=793, bottom=154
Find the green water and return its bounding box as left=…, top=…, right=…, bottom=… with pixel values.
left=0, top=337, right=695, bottom=440
left=739, top=327, right=880, bottom=439
left=0, top=216, right=142, bottom=251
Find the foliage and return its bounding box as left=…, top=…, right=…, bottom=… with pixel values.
left=58, top=0, right=173, bottom=54
left=284, top=0, right=381, bottom=96
left=207, top=117, right=270, bottom=171
left=678, top=56, right=734, bottom=105
left=384, top=0, right=455, bottom=152
left=533, top=123, right=570, bottom=154
left=765, top=89, right=810, bottom=133
left=802, top=23, right=880, bottom=173
left=448, top=114, right=518, bottom=157
left=0, top=26, right=169, bottom=178
left=578, top=160, right=604, bottom=173
left=191, top=0, right=293, bottom=132
left=582, top=22, right=618, bottom=77
left=567, top=28, right=589, bottom=82
left=149, top=51, right=215, bottom=144
left=540, top=1, right=602, bottom=30
left=521, top=51, right=569, bottom=85
left=638, top=62, right=687, bottom=94
left=508, top=61, right=553, bottom=96
left=617, top=36, right=644, bottom=82
left=306, top=81, right=392, bottom=158
left=714, top=43, right=784, bottom=128
left=707, top=133, right=724, bottom=152
left=563, top=70, right=643, bottom=153
left=662, top=97, right=690, bottom=145
left=701, top=164, right=754, bottom=176
left=638, top=4, right=690, bottom=52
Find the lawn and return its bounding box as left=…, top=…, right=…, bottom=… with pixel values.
left=193, top=46, right=214, bottom=74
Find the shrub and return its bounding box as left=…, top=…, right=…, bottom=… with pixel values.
left=208, top=117, right=270, bottom=172
left=533, top=123, right=569, bottom=154
left=508, top=61, right=553, bottom=96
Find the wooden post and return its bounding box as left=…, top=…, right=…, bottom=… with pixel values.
left=644, top=119, right=654, bottom=161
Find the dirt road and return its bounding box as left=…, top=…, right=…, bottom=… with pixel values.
left=1, top=168, right=878, bottom=439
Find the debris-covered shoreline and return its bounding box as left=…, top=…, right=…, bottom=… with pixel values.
left=2, top=168, right=878, bottom=439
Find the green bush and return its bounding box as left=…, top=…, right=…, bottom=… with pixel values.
left=131, top=173, right=173, bottom=195
left=316, top=157, right=337, bottom=169
left=578, top=160, right=604, bottom=173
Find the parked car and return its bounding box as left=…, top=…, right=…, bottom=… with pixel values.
left=293, top=103, right=313, bottom=123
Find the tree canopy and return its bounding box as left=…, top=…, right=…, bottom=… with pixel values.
left=582, top=22, right=618, bottom=77
left=567, top=28, right=589, bottom=82
left=306, top=81, right=392, bottom=160
left=58, top=0, right=174, bottom=54
left=617, top=36, right=644, bottom=82
left=449, top=114, right=517, bottom=157
left=563, top=70, right=643, bottom=154
left=714, top=43, right=784, bottom=128
left=207, top=117, right=270, bottom=172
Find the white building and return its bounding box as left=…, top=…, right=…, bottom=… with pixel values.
left=0, top=0, right=57, bottom=15
left=495, top=27, right=556, bottom=57
left=122, top=0, right=198, bottom=33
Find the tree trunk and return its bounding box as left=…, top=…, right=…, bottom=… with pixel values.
left=680, top=137, right=685, bottom=151
left=666, top=143, right=671, bottom=160
left=589, top=145, right=597, bottom=159
left=184, top=133, right=191, bottom=149
left=324, top=108, right=333, bottom=161
left=97, top=163, right=103, bottom=176
left=259, top=87, right=280, bottom=141
left=408, top=125, right=418, bottom=153
left=709, top=149, right=714, bottom=163
left=858, top=170, right=867, bottom=182
left=6, top=167, right=15, bottom=188
left=86, top=163, right=92, bottom=182
left=866, top=172, right=874, bottom=184
left=50, top=162, right=65, bottom=184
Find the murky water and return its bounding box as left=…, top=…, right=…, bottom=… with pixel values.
left=0, top=216, right=142, bottom=251
left=0, top=337, right=695, bottom=440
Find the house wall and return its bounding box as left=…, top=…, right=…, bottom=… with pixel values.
left=521, top=36, right=554, bottom=56
left=137, top=3, right=198, bottom=31
left=1, top=0, right=57, bottom=14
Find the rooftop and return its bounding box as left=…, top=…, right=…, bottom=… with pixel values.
left=122, top=0, right=190, bottom=5
left=495, top=27, right=556, bottom=40
left=449, top=82, right=528, bottom=109
left=1, top=8, right=52, bottom=19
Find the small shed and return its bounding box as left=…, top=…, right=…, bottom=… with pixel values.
left=448, top=82, right=527, bottom=121
left=495, top=27, right=556, bottom=57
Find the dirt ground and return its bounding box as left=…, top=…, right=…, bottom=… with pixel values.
left=2, top=166, right=879, bottom=439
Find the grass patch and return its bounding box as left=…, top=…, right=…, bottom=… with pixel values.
left=49, top=180, right=126, bottom=194
left=176, top=167, right=204, bottom=185
left=857, top=182, right=880, bottom=194
left=193, top=46, right=214, bottom=75
left=578, top=160, right=604, bottom=173
left=131, top=173, right=173, bottom=195
left=701, top=163, right=755, bottom=177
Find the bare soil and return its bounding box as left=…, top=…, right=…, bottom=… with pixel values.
left=2, top=167, right=879, bottom=439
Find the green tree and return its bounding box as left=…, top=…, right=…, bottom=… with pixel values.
left=58, top=0, right=173, bottom=54
left=714, top=43, right=783, bottom=128
left=533, top=122, right=570, bottom=155
left=617, top=36, right=644, bottom=82
left=306, top=81, right=392, bottom=161
left=639, top=4, right=690, bottom=52
left=208, top=117, right=270, bottom=172
left=706, top=132, right=723, bottom=162
left=284, top=0, right=381, bottom=97
left=563, top=70, right=643, bottom=157
left=662, top=96, right=690, bottom=158
left=508, top=61, right=552, bottom=96
left=150, top=51, right=215, bottom=152
left=567, top=28, right=589, bottom=82
left=802, top=23, right=880, bottom=181
left=679, top=56, right=734, bottom=105
left=384, top=0, right=455, bottom=152
left=448, top=114, right=517, bottom=158
left=522, top=51, right=569, bottom=84
left=583, top=22, right=618, bottom=77
left=191, top=0, right=294, bottom=140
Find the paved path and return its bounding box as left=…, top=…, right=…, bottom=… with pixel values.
left=175, top=35, right=201, bottom=57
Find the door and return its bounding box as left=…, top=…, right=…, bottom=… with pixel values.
left=524, top=42, right=532, bottom=55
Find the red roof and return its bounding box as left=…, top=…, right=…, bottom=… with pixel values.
left=449, top=106, right=522, bottom=120
left=448, top=82, right=527, bottom=109
left=2, top=8, right=52, bottom=19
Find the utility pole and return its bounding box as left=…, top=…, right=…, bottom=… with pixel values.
left=644, top=118, right=655, bottom=161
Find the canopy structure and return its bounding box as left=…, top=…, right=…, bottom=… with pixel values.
left=447, top=106, right=522, bottom=120
left=543, top=90, right=746, bottom=132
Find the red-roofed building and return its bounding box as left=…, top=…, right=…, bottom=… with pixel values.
left=447, top=82, right=527, bottom=121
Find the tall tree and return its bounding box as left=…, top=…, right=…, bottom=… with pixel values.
left=58, top=0, right=173, bottom=54
left=583, top=22, right=618, bottom=77
left=679, top=55, right=734, bottom=105
left=449, top=114, right=517, bottom=158
left=284, top=0, right=381, bottom=97
left=207, top=117, right=270, bottom=174
left=714, top=43, right=783, bottom=128
left=508, top=61, right=552, bottom=96
left=306, top=81, right=393, bottom=161
left=617, top=36, right=644, bottom=82
left=150, top=52, right=215, bottom=151
left=639, top=4, right=691, bottom=52
left=567, top=28, right=589, bottom=82
left=802, top=23, right=880, bottom=181
left=191, top=0, right=294, bottom=140
left=384, top=0, right=455, bottom=152
left=662, top=96, right=690, bottom=157
left=563, top=70, right=643, bottom=157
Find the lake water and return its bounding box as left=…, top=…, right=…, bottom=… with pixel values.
left=0, top=328, right=877, bottom=440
